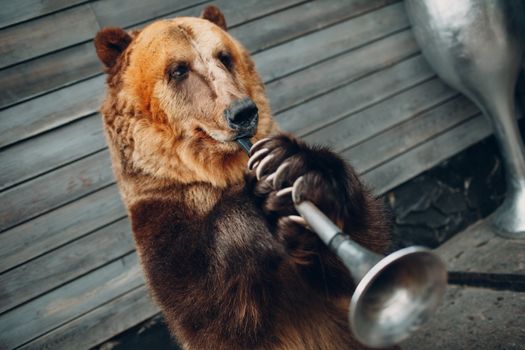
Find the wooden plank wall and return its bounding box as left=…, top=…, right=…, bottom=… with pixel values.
left=1, top=0, right=517, bottom=348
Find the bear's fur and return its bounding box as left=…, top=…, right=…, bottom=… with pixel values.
left=95, top=6, right=392, bottom=350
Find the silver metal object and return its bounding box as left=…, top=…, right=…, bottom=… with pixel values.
left=405, top=0, right=525, bottom=238
left=292, top=183, right=447, bottom=348
left=236, top=137, right=252, bottom=153
left=237, top=138, right=447, bottom=347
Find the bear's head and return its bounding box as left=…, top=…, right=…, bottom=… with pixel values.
left=95, top=6, right=278, bottom=189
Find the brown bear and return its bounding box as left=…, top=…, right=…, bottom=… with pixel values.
left=94, top=6, right=391, bottom=350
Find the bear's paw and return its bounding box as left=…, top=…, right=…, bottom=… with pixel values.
left=246, top=134, right=367, bottom=263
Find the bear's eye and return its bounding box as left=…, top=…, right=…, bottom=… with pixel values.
left=218, top=51, right=233, bottom=70
left=168, top=63, right=189, bottom=82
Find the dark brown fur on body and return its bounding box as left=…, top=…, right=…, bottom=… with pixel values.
left=95, top=6, right=392, bottom=350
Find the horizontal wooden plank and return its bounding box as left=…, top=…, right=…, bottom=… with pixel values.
left=303, top=78, right=457, bottom=150
left=357, top=86, right=525, bottom=194
left=254, top=2, right=409, bottom=82
left=0, top=5, right=99, bottom=69
left=92, top=0, right=206, bottom=28
left=0, top=185, right=125, bottom=274
left=363, top=113, right=491, bottom=195
left=0, top=0, right=88, bottom=29
left=343, top=95, right=479, bottom=173
left=96, top=0, right=305, bottom=29
left=0, top=75, right=105, bottom=149
left=0, top=40, right=100, bottom=109
left=0, top=114, right=106, bottom=190
left=232, top=0, right=398, bottom=53
left=0, top=253, right=144, bottom=350
left=0, top=150, right=114, bottom=232
left=277, top=55, right=434, bottom=135
left=20, top=285, right=158, bottom=350
left=199, top=0, right=308, bottom=30
left=126, top=0, right=304, bottom=31
left=267, top=29, right=419, bottom=115
left=0, top=218, right=134, bottom=314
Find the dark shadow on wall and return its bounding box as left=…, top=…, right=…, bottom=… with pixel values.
left=96, top=315, right=180, bottom=350
left=386, top=131, right=507, bottom=250
left=387, top=75, right=525, bottom=250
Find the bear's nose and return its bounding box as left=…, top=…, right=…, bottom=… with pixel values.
left=224, top=97, right=259, bottom=138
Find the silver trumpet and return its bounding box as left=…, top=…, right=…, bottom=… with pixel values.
left=405, top=0, right=525, bottom=238
left=238, top=139, right=447, bottom=348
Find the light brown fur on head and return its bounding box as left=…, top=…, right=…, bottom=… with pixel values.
left=96, top=14, right=277, bottom=195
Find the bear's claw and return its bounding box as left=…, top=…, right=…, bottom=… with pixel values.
left=250, top=137, right=272, bottom=155
left=276, top=186, right=293, bottom=197
left=255, top=154, right=275, bottom=180
left=271, top=161, right=291, bottom=189
left=248, top=148, right=269, bottom=170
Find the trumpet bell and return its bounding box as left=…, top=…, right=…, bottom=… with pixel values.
left=349, top=246, right=447, bottom=348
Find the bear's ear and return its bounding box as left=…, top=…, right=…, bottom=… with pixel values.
left=94, top=27, right=132, bottom=68
left=201, top=5, right=227, bottom=31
